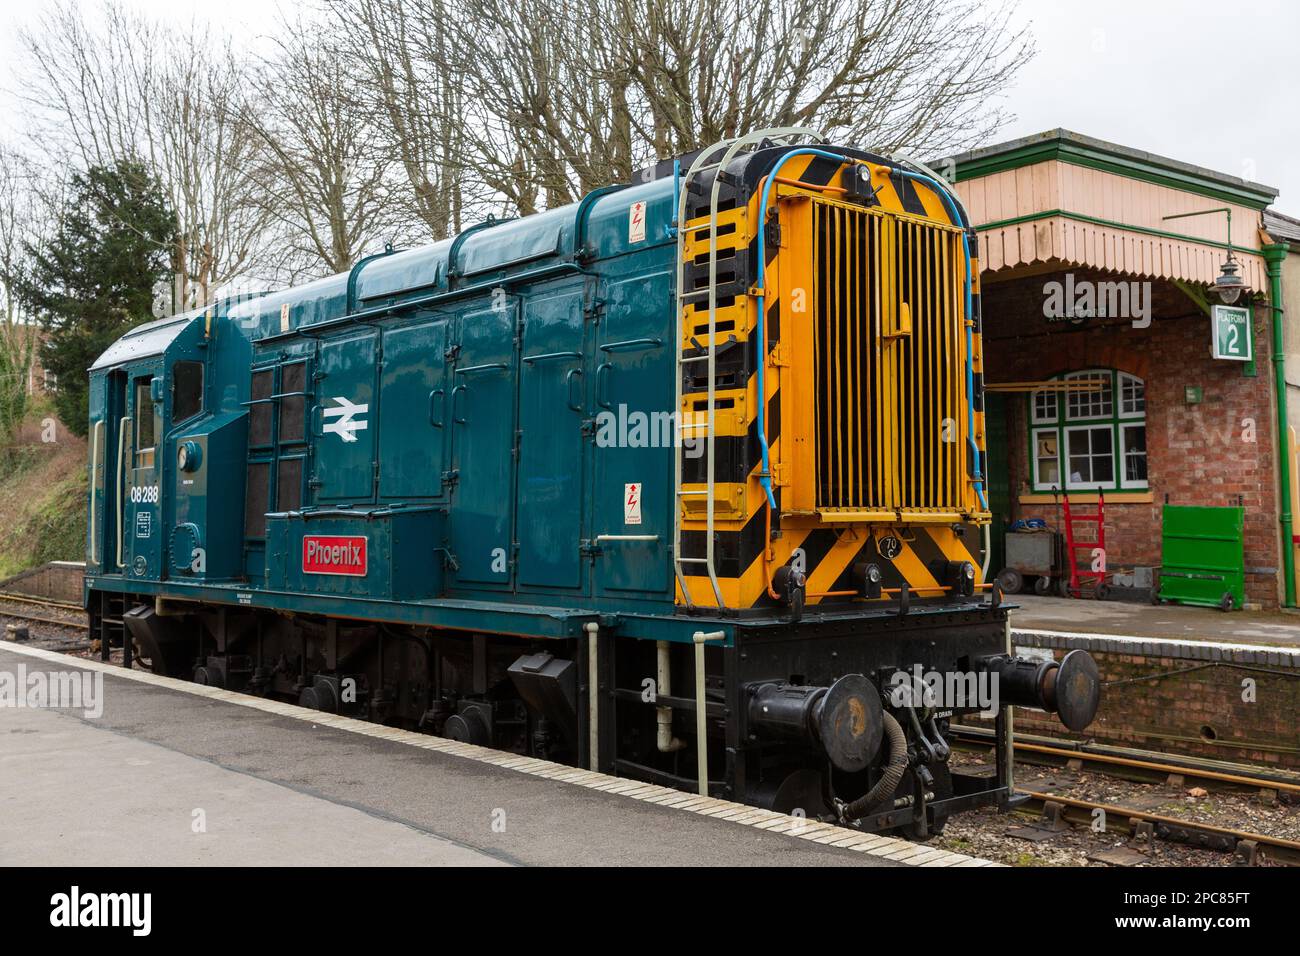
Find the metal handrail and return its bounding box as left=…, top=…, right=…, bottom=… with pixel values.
left=115, top=416, right=129, bottom=569
left=89, top=420, right=104, bottom=566
left=672, top=126, right=825, bottom=609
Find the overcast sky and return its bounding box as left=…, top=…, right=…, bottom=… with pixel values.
left=2, top=0, right=1297, bottom=212
left=999, top=0, right=1299, bottom=212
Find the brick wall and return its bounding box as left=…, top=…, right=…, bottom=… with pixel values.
left=983, top=267, right=1281, bottom=606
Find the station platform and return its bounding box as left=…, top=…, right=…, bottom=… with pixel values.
left=1008, top=594, right=1300, bottom=648
left=0, top=644, right=993, bottom=868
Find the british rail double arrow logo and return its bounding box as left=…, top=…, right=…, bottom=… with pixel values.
left=322, top=396, right=369, bottom=443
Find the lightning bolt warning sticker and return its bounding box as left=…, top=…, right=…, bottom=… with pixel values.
left=624, top=482, right=642, bottom=525
left=628, top=201, right=646, bottom=243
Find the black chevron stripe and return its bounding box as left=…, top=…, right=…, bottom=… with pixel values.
left=890, top=171, right=927, bottom=216
left=801, top=156, right=841, bottom=187
left=825, top=535, right=910, bottom=594
left=907, top=528, right=955, bottom=586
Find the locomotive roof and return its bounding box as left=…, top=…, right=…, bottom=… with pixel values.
left=94, top=142, right=924, bottom=359
left=221, top=174, right=678, bottom=342
left=89, top=311, right=201, bottom=371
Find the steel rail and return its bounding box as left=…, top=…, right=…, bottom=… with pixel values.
left=950, top=725, right=1300, bottom=793
left=1016, top=789, right=1300, bottom=865
left=0, top=591, right=84, bottom=612
left=0, top=607, right=89, bottom=631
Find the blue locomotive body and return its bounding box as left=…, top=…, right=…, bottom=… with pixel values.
left=82, top=136, right=1098, bottom=832
left=87, top=173, right=682, bottom=639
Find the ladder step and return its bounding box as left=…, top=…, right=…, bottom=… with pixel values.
left=677, top=557, right=710, bottom=565
left=681, top=221, right=729, bottom=235
left=678, top=490, right=711, bottom=496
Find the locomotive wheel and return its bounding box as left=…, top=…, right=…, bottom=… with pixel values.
left=752, top=769, right=829, bottom=817
left=193, top=664, right=225, bottom=688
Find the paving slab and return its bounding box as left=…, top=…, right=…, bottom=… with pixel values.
left=0, top=645, right=994, bottom=867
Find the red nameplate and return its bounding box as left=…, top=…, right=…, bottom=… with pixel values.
left=302, top=535, right=368, bottom=576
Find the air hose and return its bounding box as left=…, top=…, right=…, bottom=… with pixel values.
left=839, top=711, right=908, bottom=822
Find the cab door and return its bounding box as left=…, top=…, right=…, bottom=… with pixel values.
left=88, top=370, right=127, bottom=574
left=124, top=362, right=165, bottom=581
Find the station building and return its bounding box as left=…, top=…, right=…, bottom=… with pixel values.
left=935, top=130, right=1300, bottom=608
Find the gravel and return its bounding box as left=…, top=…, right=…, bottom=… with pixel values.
left=936, top=751, right=1298, bottom=867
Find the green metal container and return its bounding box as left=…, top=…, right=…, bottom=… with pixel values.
left=1157, top=505, right=1245, bottom=610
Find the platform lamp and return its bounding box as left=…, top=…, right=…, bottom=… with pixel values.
left=1162, top=207, right=1245, bottom=303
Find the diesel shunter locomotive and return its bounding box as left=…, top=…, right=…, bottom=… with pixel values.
left=84, top=128, right=1100, bottom=836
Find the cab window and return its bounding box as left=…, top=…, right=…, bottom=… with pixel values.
left=134, top=378, right=157, bottom=469
left=172, top=360, right=204, bottom=423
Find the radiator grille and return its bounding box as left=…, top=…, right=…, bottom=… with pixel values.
left=813, top=201, right=966, bottom=515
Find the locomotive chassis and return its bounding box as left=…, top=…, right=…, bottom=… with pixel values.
left=89, top=577, right=1020, bottom=836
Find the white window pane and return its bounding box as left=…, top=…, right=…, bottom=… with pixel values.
left=1123, top=424, right=1147, bottom=483
left=1035, top=430, right=1059, bottom=487
left=1066, top=371, right=1113, bottom=419
left=1120, top=374, right=1145, bottom=415
left=1033, top=390, right=1058, bottom=423
left=1066, top=425, right=1115, bottom=487
left=1093, top=453, right=1114, bottom=483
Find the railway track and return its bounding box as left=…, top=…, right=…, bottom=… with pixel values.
left=950, top=724, right=1300, bottom=794
left=950, top=725, right=1299, bottom=865
left=0, top=592, right=89, bottom=631
left=1014, top=789, right=1300, bottom=866
left=3, top=600, right=1294, bottom=865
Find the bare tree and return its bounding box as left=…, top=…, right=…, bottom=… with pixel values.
left=0, top=145, right=48, bottom=440
left=610, top=0, right=1030, bottom=158
left=17, top=0, right=270, bottom=310
left=334, top=0, right=1031, bottom=221
left=450, top=0, right=640, bottom=209
left=12, top=0, right=1031, bottom=299
left=243, top=24, right=396, bottom=281
left=0, top=146, right=32, bottom=330
left=329, top=0, right=472, bottom=239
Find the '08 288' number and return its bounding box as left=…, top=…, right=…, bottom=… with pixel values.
left=130, top=485, right=160, bottom=504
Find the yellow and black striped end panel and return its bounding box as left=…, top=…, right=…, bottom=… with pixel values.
left=746, top=521, right=984, bottom=609
left=676, top=152, right=971, bottom=609
left=680, top=515, right=984, bottom=610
